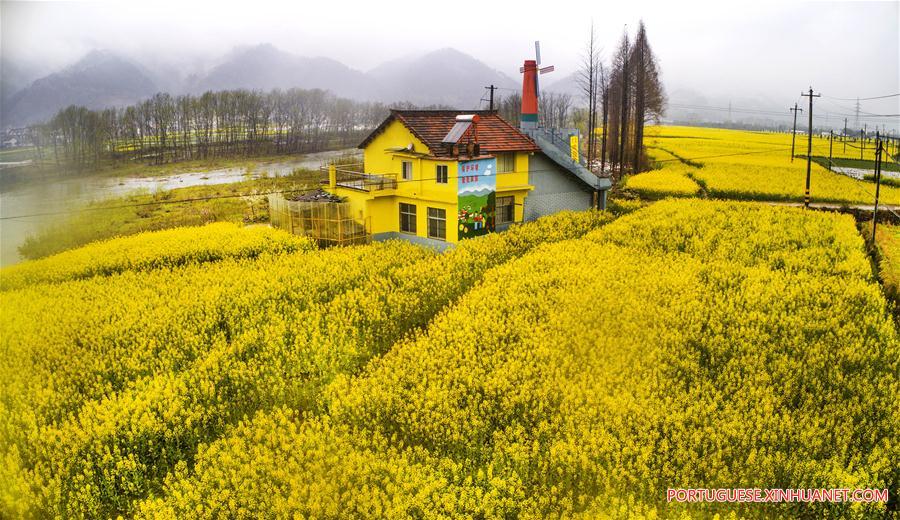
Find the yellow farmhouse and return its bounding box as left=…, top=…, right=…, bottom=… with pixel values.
left=326, top=109, right=610, bottom=249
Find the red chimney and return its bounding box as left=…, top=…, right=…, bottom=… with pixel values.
left=520, top=60, right=538, bottom=129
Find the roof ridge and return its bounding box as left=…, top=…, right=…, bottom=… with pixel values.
left=359, top=110, right=540, bottom=157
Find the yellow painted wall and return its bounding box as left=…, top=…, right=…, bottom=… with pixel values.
left=362, top=120, right=429, bottom=178
left=495, top=152, right=531, bottom=192
left=332, top=120, right=535, bottom=243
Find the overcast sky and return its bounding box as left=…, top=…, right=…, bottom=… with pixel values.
left=2, top=0, right=899, bottom=114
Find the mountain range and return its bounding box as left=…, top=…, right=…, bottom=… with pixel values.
left=2, top=50, right=157, bottom=128
left=1, top=45, right=520, bottom=129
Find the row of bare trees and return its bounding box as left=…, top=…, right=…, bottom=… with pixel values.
left=496, top=90, right=574, bottom=130
left=579, top=20, right=666, bottom=179
left=30, top=88, right=395, bottom=171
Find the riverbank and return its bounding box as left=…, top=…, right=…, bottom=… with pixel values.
left=0, top=150, right=359, bottom=188
left=14, top=169, right=319, bottom=261
left=1, top=149, right=357, bottom=266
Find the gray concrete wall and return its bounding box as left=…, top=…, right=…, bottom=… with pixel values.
left=525, top=153, right=595, bottom=221
left=373, top=232, right=454, bottom=252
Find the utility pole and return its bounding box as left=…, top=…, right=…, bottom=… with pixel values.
left=872, top=132, right=883, bottom=244
left=484, top=85, right=497, bottom=111
left=843, top=118, right=848, bottom=153
left=829, top=130, right=833, bottom=165
left=862, top=124, right=867, bottom=160
left=790, top=103, right=803, bottom=162
left=801, top=87, right=820, bottom=209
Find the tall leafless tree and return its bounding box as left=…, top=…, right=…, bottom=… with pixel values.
left=578, top=22, right=602, bottom=172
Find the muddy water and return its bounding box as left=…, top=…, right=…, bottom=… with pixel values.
left=0, top=149, right=356, bottom=267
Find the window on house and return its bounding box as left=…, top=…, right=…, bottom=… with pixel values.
left=401, top=161, right=413, bottom=180
left=427, top=207, right=446, bottom=240
left=497, top=196, right=516, bottom=224
left=436, top=164, right=448, bottom=184
left=399, top=203, right=417, bottom=233
left=497, top=153, right=515, bottom=173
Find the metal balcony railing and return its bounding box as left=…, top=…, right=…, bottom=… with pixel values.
left=320, top=167, right=398, bottom=191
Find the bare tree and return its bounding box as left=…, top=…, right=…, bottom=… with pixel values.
left=616, top=29, right=630, bottom=179
left=31, top=87, right=393, bottom=172
left=498, top=92, right=522, bottom=127
left=599, top=62, right=610, bottom=176
left=578, top=22, right=602, bottom=172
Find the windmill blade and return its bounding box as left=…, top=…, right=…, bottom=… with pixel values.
left=539, top=65, right=555, bottom=74
left=519, top=66, right=525, bottom=73
left=535, top=41, right=541, bottom=66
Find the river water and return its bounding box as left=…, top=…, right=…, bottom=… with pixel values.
left=0, top=149, right=356, bottom=267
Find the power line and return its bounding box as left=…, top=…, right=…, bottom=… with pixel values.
left=822, top=93, right=900, bottom=101
left=669, top=102, right=898, bottom=122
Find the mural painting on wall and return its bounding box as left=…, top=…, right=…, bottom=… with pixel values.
left=457, top=157, right=496, bottom=240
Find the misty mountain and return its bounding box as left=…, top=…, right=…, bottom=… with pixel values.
left=544, top=72, right=583, bottom=98
left=1, top=45, right=526, bottom=129
left=2, top=50, right=157, bottom=127
left=190, top=44, right=380, bottom=100
left=666, top=87, right=794, bottom=127
left=368, top=48, right=517, bottom=108
left=1, top=59, right=47, bottom=106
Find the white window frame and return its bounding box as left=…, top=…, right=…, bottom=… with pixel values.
left=401, top=161, right=413, bottom=181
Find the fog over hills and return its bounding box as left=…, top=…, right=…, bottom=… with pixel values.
left=1, top=45, right=520, bottom=128
left=2, top=50, right=157, bottom=127
left=4, top=39, right=895, bottom=133
left=189, top=44, right=380, bottom=100
left=368, top=48, right=517, bottom=108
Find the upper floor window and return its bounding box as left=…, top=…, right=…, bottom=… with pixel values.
left=401, top=161, right=413, bottom=181
left=497, top=153, right=515, bottom=173
left=436, top=164, right=448, bottom=184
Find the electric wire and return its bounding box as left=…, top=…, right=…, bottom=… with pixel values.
left=821, top=93, right=900, bottom=101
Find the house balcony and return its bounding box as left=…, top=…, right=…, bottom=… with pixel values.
left=321, top=166, right=398, bottom=192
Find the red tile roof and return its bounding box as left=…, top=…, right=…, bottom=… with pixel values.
left=359, top=110, right=540, bottom=158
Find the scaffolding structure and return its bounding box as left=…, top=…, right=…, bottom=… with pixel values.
left=268, top=194, right=370, bottom=247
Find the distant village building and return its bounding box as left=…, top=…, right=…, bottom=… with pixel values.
left=271, top=57, right=611, bottom=248
left=2, top=127, right=32, bottom=149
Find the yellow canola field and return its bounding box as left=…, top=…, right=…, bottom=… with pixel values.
left=0, top=222, right=314, bottom=291
left=0, top=210, right=612, bottom=518
left=625, top=126, right=900, bottom=205
left=864, top=223, right=900, bottom=302
left=137, top=200, right=898, bottom=519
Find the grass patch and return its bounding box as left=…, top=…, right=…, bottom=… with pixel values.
left=807, top=155, right=900, bottom=173
left=863, top=173, right=900, bottom=188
